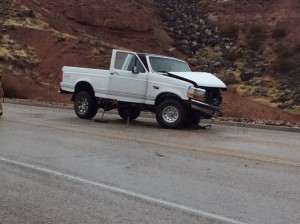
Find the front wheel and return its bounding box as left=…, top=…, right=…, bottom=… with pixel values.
left=74, top=91, right=98, bottom=119
left=156, top=100, right=187, bottom=129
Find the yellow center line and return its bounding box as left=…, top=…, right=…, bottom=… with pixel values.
left=5, top=118, right=300, bottom=167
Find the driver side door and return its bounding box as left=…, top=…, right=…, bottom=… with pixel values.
left=107, top=50, right=148, bottom=103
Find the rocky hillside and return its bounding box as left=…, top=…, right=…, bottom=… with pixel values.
left=0, top=0, right=299, bottom=124
left=211, top=0, right=300, bottom=114
left=155, top=0, right=300, bottom=115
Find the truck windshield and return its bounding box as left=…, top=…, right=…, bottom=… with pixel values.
left=149, top=56, right=191, bottom=73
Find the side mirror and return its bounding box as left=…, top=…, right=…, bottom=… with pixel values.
left=132, top=66, right=139, bottom=74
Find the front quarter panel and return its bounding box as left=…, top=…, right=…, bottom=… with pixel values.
left=146, top=73, right=191, bottom=105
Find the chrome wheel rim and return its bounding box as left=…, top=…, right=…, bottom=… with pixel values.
left=78, top=97, right=88, bottom=114
left=162, top=106, right=179, bottom=123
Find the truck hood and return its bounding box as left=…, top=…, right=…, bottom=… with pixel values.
left=170, top=72, right=227, bottom=89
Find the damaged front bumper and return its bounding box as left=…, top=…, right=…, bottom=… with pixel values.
left=191, top=99, right=222, bottom=117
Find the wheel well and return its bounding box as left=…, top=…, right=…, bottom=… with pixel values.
left=155, top=93, right=183, bottom=106
left=72, top=81, right=94, bottom=101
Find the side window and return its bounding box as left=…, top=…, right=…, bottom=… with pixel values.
left=114, top=52, right=145, bottom=73
left=114, top=52, right=129, bottom=70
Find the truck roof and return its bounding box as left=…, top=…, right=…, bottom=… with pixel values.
left=137, top=53, right=186, bottom=63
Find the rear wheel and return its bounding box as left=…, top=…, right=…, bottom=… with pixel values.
left=118, top=105, right=141, bottom=120
left=156, top=100, right=187, bottom=129
left=74, top=91, right=98, bottom=119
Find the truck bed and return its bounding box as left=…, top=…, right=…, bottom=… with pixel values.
left=61, top=66, right=110, bottom=97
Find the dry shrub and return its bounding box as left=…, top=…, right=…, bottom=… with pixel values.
left=221, top=71, right=239, bottom=85
left=273, top=43, right=299, bottom=74
left=273, top=43, right=293, bottom=58
left=223, top=50, right=239, bottom=62
left=156, top=8, right=169, bottom=22
left=2, top=75, right=29, bottom=99
left=247, top=25, right=266, bottom=50
left=228, top=85, right=238, bottom=94
left=52, top=32, right=78, bottom=43
left=272, top=26, right=287, bottom=39
left=293, top=43, right=300, bottom=54
left=220, top=24, right=239, bottom=39
left=274, top=59, right=297, bottom=73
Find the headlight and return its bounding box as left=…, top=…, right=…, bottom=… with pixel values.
left=187, top=87, right=206, bottom=101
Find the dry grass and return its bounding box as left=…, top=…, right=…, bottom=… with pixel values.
left=198, top=46, right=223, bottom=60
left=4, top=17, right=50, bottom=31
left=217, top=69, right=240, bottom=85
left=3, top=4, right=50, bottom=31
left=0, top=48, right=14, bottom=61
left=234, top=84, right=252, bottom=97
left=250, top=97, right=279, bottom=109
left=229, top=75, right=300, bottom=114
left=52, top=31, right=78, bottom=42
left=79, top=34, right=129, bottom=51
left=286, top=106, right=300, bottom=115
left=0, top=35, right=39, bottom=65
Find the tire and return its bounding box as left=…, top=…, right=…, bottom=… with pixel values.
left=186, top=111, right=201, bottom=127
left=118, top=106, right=141, bottom=120
left=156, top=100, right=187, bottom=129
left=74, top=91, right=98, bottom=119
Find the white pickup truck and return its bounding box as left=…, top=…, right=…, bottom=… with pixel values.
left=60, top=49, right=227, bottom=129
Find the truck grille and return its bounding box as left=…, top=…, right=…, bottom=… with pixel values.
left=204, top=88, right=222, bottom=107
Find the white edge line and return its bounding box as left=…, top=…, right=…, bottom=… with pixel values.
left=0, top=157, right=247, bottom=224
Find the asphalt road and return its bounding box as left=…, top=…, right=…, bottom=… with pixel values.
left=0, top=103, right=299, bottom=224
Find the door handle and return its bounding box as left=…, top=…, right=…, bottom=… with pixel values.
left=110, top=72, right=119, bottom=76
